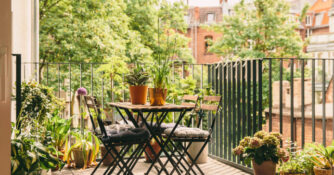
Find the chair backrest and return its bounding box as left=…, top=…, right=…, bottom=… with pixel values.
left=181, top=95, right=199, bottom=108
left=84, top=96, right=107, bottom=137
left=199, top=96, right=222, bottom=131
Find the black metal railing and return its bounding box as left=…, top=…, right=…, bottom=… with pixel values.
left=13, top=54, right=334, bottom=173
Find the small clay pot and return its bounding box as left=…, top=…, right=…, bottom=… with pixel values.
left=129, top=85, right=148, bottom=105
left=252, top=160, right=276, bottom=175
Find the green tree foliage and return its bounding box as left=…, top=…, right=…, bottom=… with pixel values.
left=209, top=0, right=305, bottom=59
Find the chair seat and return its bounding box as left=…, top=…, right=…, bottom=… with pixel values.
left=143, top=122, right=185, bottom=133
left=101, top=128, right=150, bottom=143
left=95, top=123, right=135, bottom=135
left=164, top=127, right=209, bottom=139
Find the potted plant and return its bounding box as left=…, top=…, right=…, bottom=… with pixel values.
left=64, top=130, right=100, bottom=169
left=278, top=141, right=310, bottom=175
left=125, top=64, right=150, bottom=105
left=144, top=138, right=161, bottom=163
left=149, top=24, right=177, bottom=106
left=304, top=142, right=334, bottom=175
left=233, top=131, right=285, bottom=175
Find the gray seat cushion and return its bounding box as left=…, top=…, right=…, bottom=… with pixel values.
left=164, top=127, right=209, bottom=138
left=101, top=128, right=150, bottom=143
left=95, top=123, right=135, bottom=135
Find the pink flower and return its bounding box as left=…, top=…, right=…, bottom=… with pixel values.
left=249, top=137, right=262, bottom=149
left=233, top=146, right=244, bottom=156
left=77, top=87, right=87, bottom=96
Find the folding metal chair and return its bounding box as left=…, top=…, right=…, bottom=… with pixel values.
left=164, top=95, right=222, bottom=175
left=84, top=96, right=150, bottom=175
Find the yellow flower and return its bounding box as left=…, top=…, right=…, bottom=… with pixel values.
left=254, top=130, right=267, bottom=139
left=239, top=136, right=251, bottom=147
left=263, top=135, right=280, bottom=146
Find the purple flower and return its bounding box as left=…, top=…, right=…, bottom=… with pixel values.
left=77, top=87, right=87, bottom=96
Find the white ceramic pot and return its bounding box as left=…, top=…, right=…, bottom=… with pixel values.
left=186, top=142, right=208, bottom=164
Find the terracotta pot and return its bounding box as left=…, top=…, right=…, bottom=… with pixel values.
left=313, top=167, right=332, bottom=175
left=144, top=140, right=161, bottom=163
left=100, top=145, right=121, bottom=166
left=252, top=160, right=276, bottom=175
left=129, top=85, right=148, bottom=105
left=72, top=148, right=92, bottom=168
left=149, top=88, right=167, bottom=106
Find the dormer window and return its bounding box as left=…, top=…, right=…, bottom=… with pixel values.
left=306, top=15, right=312, bottom=26
left=207, top=13, right=215, bottom=23
left=315, top=13, right=323, bottom=26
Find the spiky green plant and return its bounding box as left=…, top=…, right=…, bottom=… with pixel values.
left=125, top=64, right=149, bottom=86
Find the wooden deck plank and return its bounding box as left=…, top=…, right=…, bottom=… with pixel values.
left=52, top=157, right=251, bottom=175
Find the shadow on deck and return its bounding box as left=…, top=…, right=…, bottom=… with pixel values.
left=52, top=157, right=251, bottom=175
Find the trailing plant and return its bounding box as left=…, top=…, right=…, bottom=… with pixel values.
left=17, top=81, right=64, bottom=123
left=125, top=64, right=150, bottom=86
left=233, top=131, right=285, bottom=165
left=63, top=129, right=100, bottom=169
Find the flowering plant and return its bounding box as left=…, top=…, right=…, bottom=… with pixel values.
left=233, top=131, right=285, bottom=166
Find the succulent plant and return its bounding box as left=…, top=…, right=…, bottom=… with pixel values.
left=125, top=64, right=149, bottom=86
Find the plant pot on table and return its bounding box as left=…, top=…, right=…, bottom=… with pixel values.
left=252, top=160, right=276, bottom=175
left=149, top=88, right=167, bottom=106
left=129, top=85, right=148, bottom=105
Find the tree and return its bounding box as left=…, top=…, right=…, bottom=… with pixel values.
left=209, top=0, right=305, bottom=59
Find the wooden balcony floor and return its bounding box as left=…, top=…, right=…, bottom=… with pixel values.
left=52, top=157, right=250, bottom=175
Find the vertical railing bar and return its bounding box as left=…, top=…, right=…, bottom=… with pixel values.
left=232, top=62, right=236, bottom=162
left=242, top=61, right=246, bottom=138
left=290, top=59, right=294, bottom=143
left=322, top=59, right=326, bottom=146
left=312, top=59, right=315, bottom=142
left=122, top=73, right=125, bottom=101
left=102, top=71, right=104, bottom=109
left=211, top=64, right=215, bottom=155
left=182, top=62, right=185, bottom=79
left=208, top=65, right=212, bottom=155
left=301, top=59, right=305, bottom=148
left=237, top=61, right=241, bottom=164
left=333, top=60, right=334, bottom=140
left=269, top=59, right=272, bottom=131
left=69, top=63, right=72, bottom=117
left=228, top=62, right=232, bottom=161
left=223, top=63, right=227, bottom=159
left=91, top=64, right=94, bottom=96
left=258, top=59, right=263, bottom=131
left=58, top=64, right=61, bottom=98
left=219, top=63, right=223, bottom=158
left=80, top=63, right=82, bottom=87
left=252, top=60, right=257, bottom=134
left=215, top=64, right=219, bottom=156
left=172, top=62, right=175, bottom=123
left=247, top=60, right=252, bottom=136
left=279, top=59, right=283, bottom=135
left=201, top=64, right=204, bottom=89
left=192, top=64, right=195, bottom=78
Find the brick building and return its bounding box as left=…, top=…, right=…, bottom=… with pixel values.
left=185, top=3, right=231, bottom=64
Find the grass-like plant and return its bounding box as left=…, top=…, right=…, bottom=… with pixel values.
left=304, top=141, right=334, bottom=170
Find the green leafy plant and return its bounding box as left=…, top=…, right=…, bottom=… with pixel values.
left=17, top=81, right=64, bottom=123
left=233, top=131, right=285, bottom=165
left=125, top=64, right=150, bottom=86
left=64, top=130, right=100, bottom=169
left=45, top=114, right=72, bottom=152
left=304, top=142, right=334, bottom=170
left=278, top=141, right=311, bottom=174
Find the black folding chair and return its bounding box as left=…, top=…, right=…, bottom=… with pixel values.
left=164, top=96, right=222, bottom=175
left=84, top=96, right=150, bottom=175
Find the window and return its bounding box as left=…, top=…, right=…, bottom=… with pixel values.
left=306, top=28, right=312, bottom=38
left=315, top=14, right=323, bottom=26
left=207, top=13, right=215, bottom=23
left=204, top=36, right=213, bottom=54
left=306, top=15, right=312, bottom=26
